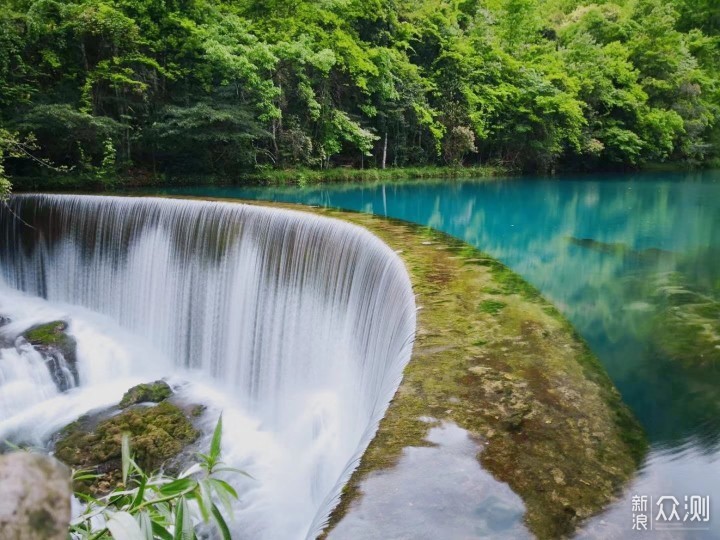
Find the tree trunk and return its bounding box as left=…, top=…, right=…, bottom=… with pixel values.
left=382, top=132, right=388, bottom=170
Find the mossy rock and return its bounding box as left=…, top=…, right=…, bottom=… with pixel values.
left=22, top=321, right=78, bottom=392
left=119, top=380, right=173, bottom=409
left=54, top=401, right=199, bottom=495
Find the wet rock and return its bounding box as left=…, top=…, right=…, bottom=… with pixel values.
left=54, top=400, right=200, bottom=495
left=119, top=380, right=173, bottom=408
left=0, top=453, right=71, bottom=540
left=0, top=316, right=10, bottom=347
left=22, top=321, right=78, bottom=392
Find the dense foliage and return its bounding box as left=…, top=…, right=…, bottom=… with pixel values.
left=0, top=0, right=718, bottom=185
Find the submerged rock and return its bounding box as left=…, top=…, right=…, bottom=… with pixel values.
left=0, top=452, right=71, bottom=540
left=119, top=380, right=173, bottom=408
left=22, top=321, right=78, bottom=392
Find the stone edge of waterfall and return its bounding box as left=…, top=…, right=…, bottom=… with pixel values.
left=242, top=202, right=647, bottom=540
left=0, top=193, right=418, bottom=540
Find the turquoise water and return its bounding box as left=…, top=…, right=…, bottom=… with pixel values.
left=146, top=170, right=720, bottom=537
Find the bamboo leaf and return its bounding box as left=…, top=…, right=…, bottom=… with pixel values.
left=121, top=433, right=131, bottom=485
left=136, top=511, right=153, bottom=540
left=209, top=478, right=238, bottom=500
left=211, top=503, right=232, bottom=540
left=159, top=478, right=196, bottom=497
left=107, top=511, right=143, bottom=540
left=210, top=414, right=223, bottom=464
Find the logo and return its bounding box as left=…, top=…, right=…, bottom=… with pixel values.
left=632, top=494, right=711, bottom=532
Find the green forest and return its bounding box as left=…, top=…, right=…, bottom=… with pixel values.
left=0, top=0, right=718, bottom=193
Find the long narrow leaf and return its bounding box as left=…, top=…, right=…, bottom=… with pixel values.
left=211, top=503, right=232, bottom=540
left=121, top=433, right=131, bottom=485
left=209, top=478, right=238, bottom=500
left=136, top=511, right=153, bottom=540
left=210, top=414, right=223, bottom=464
left=173, top=500, right=184, bottom=540
left=214, top=467, right=253, bottom=479
left=173, top=498, right=195, bottom=540
left=160, top=478, right=196, bottom=497
left=107, top=511, right=143, bottom=540
left=131, top=476, right=147, bottom=509
left=151, top=521, right=174, bottom=540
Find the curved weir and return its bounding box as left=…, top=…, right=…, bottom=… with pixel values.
left=0, top=195, right=416, bottom=539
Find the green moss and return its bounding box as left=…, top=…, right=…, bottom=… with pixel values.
left=479, top=299, right=507, bottom=314
left=23, top=321, right=71, bottom=349
left=55, top=401, right=199, bottom=495
left=119, top=380, right=173, bottom=408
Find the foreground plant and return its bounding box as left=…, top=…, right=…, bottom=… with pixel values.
left=70, top=415, right=246, bottom=540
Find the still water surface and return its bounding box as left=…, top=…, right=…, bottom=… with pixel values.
left=149, top=171, right=720, bottom=537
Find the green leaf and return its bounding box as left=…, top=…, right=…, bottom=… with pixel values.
left=131, top=476, right=147, bottom=509
left=173, top=498, right=195, bottom=540
left=211, top=503, right=232, bottom=540
left=151, top=521, right=174, bottom=540
left=195, top=480, right=212, bottom=523
left=136, top=511, right=153, bottom=540
left=121, top=433, right=131, bottom=485
left=159, top=478, right=197, bottom=497
left=107, top=511, right=144, bottom=540
left=209, top=478, right=238, bottom=500
left=214, top=467, right=254, bottom=479
left=210, top=414, right=223, bottom=463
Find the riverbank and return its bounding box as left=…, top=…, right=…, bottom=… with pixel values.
left=181, top=197, right=647, bottom=539
left=10, top=165, right=505, bottom=193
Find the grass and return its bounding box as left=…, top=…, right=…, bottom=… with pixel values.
left=24, top=321, right=70, bottom=348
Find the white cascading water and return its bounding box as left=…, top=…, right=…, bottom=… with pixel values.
left=0, top=194, right=416, bottom=539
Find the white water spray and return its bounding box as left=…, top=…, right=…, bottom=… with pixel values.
left=0, top=195, right=416, bottom=539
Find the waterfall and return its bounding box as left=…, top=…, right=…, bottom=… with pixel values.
left=0, top=194, right=416, bottom=539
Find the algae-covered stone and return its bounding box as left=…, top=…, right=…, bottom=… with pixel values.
left=119, top=380, right=173, bottom=408
left=54, top=401, right=199, bottom=495
left=0, top=453, right=71, bottom=540
left=22, top=320, right=78, bottom=392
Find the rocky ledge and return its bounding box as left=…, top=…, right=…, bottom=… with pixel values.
left=22, top=320, right=79, bottom=392
left=53, top=381, right=202, bottom=495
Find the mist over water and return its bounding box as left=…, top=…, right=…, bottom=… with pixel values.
left=0, top=195, right=416, bottom=539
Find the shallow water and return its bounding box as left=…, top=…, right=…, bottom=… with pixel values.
left=150, top=170, right=720, bottom=537
left=329, top=420, right=530, bottom=540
